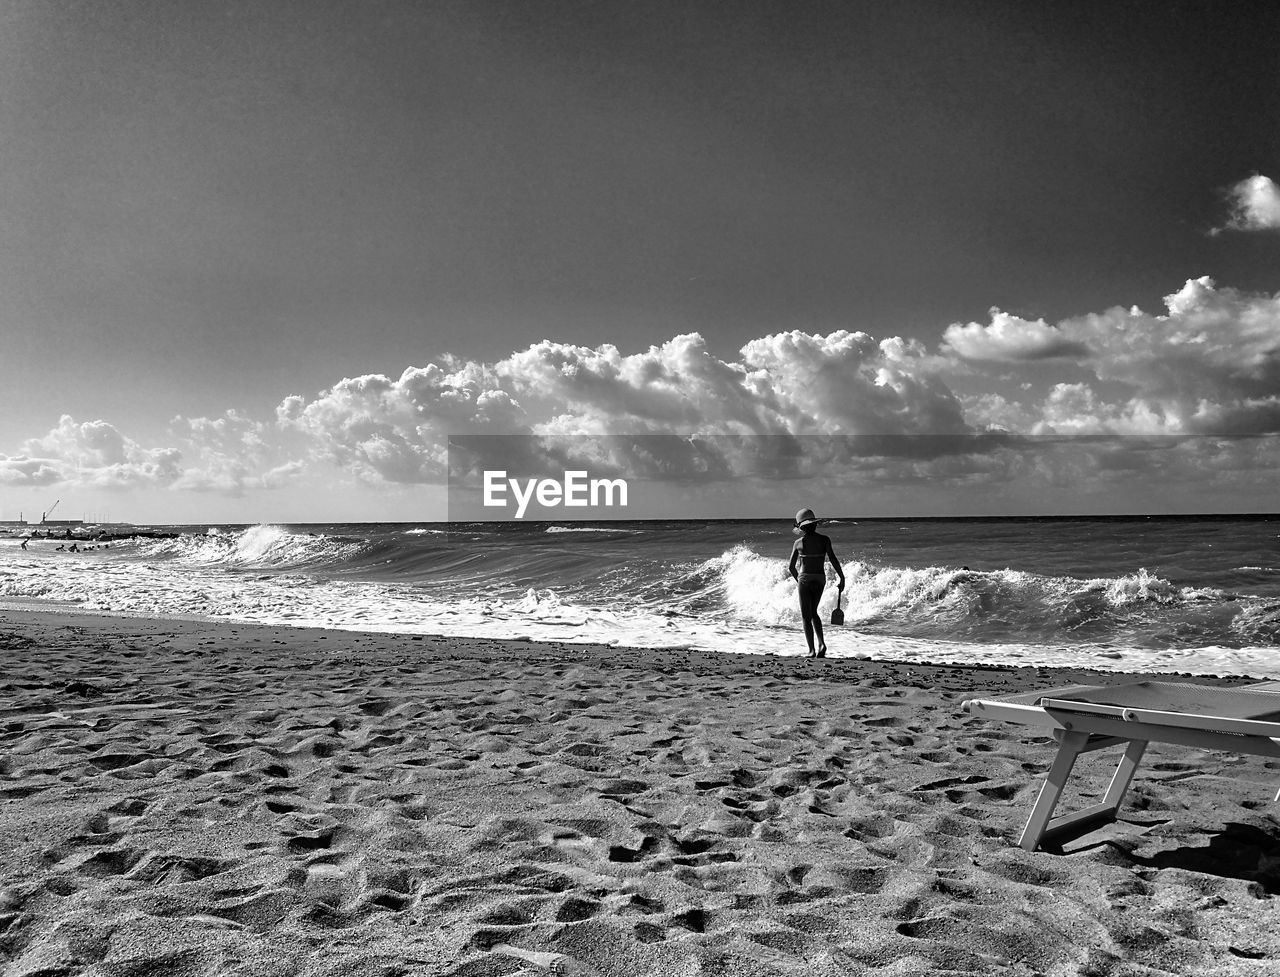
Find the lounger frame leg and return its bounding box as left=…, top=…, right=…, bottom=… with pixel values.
left=1019, top=734, right=1148, bottom=852
left=1103, top=739, right=1146, bottom=810
left=1020, top=730, right=1090, bottom=851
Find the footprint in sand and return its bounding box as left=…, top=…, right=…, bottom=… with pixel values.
left=626, top=892, right=664, bottom=914
left=555, top=896, right=602, bottom=922
left=105, top=797, right=149, bottom=818
left=285, top=829, right=335, bottom=853
left=131, top=853, right=232, bottom=884
left=843, top=814, right=897, bottom=841
left=608, top=836, right=659, bottom=863
left=69, top=846, right=145, bottom=877
left=669, top=907, right=710, bottom=933
left=634, top=920, right=666, bottom=943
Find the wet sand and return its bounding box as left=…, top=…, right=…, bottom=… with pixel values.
left=2, top=609, right=1279, bottom=976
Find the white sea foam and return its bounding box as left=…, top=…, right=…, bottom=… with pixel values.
left=136, top=524, right=363, bottom=568
left=544, top=526, right=642, bottom=534
left=2, top=549, right=1276, bottom=677
left=1100, top=568, right=1182, bottom=605
left=707, top=545, right=1238, bottom=627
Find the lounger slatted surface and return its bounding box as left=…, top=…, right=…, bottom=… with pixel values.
left=963, top=680, right=1280, bottom=851
left=1041, top=681, right=1280, bottom=718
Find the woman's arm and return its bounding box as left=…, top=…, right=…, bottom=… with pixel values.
left=788, top=541, right=800, bottom=580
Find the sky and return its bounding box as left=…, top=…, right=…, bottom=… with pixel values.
left=0, top=0, right=1277, bottom=523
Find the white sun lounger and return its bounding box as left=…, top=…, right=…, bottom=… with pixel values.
left=962, top=680, right=1280, bottom=851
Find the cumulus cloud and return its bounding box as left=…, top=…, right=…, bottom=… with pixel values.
left=278, top=363, right=525, bottom=484
left=738, top=331, right=968, bottom=436
left=0, top=456, right=63, bottom=486
left=5, top=272, right=1278, bottom=508
left=19, top=415, right=182, bottom=489
left=947, top=277, right=1280, bottom=435
left=1035, top=384, right=1107, bottom=434
left=960, top=392, right=1039, bottom=432
left=942, top=310, right=1090, bottom=362
left=281, top=331, right=980, bottom=485
left=2, top=411, right=304, bottom=497
left=167, top=410, right=301, bottom=495
left=1214, top=174, right=1280, bottom=234
left=497, top=333, right=765, bottom=435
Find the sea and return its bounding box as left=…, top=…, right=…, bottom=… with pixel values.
left=2, top=516, right=1279, bottom=678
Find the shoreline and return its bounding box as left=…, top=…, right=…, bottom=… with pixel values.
left=4, top=594, right=1277, bottom=683
left=0, top=601, right=1271, bottom=681
left=3, top=607, right=1280, bottom=974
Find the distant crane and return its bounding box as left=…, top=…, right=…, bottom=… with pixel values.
left=42, top=499, right=60, bottom=523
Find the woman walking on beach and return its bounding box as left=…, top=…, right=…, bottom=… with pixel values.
left=788, top=508, right=845, bottom=658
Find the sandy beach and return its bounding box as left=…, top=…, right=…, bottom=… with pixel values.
left=2, top=609, right=1280, bottom=976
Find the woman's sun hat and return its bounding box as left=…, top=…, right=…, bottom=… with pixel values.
left=793, top=507, right=818, bottom=532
